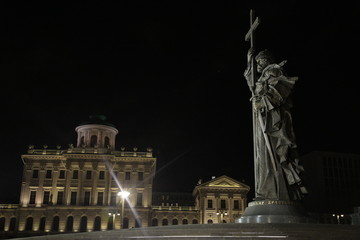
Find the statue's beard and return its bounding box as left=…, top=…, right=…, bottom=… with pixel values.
left=257, top=62, right=268, bottom=73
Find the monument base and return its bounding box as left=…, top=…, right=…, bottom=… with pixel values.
left=236, top=200, right=311, bottom=223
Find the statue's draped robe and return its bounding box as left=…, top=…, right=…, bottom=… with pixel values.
left=245, top=62, right=307, bottom=201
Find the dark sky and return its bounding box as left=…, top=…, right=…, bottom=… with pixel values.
left=1, top=1, right=359, bottom=203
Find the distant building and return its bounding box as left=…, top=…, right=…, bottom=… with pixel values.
left=301, top=151, right=360, bottom=224
left=192, top=175, right=250, bottom=224
left=0, top=116, right=249, bottom=238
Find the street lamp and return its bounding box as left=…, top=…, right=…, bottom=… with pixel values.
left=108, top=211, right=120, bottom=229
left=332, top=214, right=344, bottom=224
left=216, top=211, right=228, bottom=223
left=118, top=191, right=130, bottom=229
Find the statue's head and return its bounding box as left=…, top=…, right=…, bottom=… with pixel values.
left=255, top=49, right=275, bottom=73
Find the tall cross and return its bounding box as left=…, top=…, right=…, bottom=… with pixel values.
left=245, top=9, right=260, bottom=88
left=245, top=10, right=261, bottom=195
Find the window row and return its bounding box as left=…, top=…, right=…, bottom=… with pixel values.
left=207, top=199, right=242, bottom=210
left=80, top=135, right=111, bottom=148
left=28, top=190, right=143, bottom=207
left=10, top=215, right=134, bottom=232
left=151, top=218, right=197, bottom=226
left=32, top=170, right=144, bottom=181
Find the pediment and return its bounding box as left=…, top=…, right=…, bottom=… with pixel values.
left=201, top=175, right=246, bottom=188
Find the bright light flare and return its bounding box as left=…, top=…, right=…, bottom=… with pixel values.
left=118, top=191, right=130, bottom=198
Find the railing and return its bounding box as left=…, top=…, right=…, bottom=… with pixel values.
left=0, top=204, right=18, bottom=209
left=152, top=205, right=196, bottom=211
left=26, top=147, right=153, bottom=157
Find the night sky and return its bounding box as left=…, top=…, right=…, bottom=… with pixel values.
left=1, top=1, right=359, bottom=203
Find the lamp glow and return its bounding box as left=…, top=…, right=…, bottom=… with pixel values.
left=118, top=191, right=130, bottom=199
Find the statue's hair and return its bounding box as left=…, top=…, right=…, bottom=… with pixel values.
left=255, top=49, right=275, bottom=63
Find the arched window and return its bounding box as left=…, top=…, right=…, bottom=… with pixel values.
left=9, top=218, right=16, bottom=231
left=25, top=217, right=33, bottom=231
left=93, top=216, right=101, bottom=231
left=52, top=216, right=59, bottom=232
left=80, top=216, right=87, bottom=232
left=207, top=219, right=213, bottom=224
left=107, top=216, right=113, bottom=230
left=104, top=137, right=110, bottom=147
left=182, top=219, right=188, bottom=225
left=135, top=219, right=141, bottom=228
left=39, top=217, right=46, bottom=231
left=192, top=219, right=198, bottom=224
left=0, top=217, right=5, bottom=231
left=123, top=218, right=129, bottom=229
left=162, top=219, right=168, bottom=226
left=80, top=136, right=85, bottom=147
left=151, top=218, right=158, bottom=226
left=90, top=135, right=97, bottom=147
left=172, top=219, right=178, bottom=225
left=66, top=216, right=73, bottom=232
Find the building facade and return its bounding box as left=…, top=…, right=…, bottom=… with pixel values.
left=0, top=116, right=249, bottom=238
left=301, top=151, right=360, bottom=224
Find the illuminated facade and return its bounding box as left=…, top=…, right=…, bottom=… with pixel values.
left=0, top=116, right=249, bottom=238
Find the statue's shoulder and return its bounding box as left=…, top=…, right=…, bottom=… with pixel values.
left=265, top=65, right=283, bottom=77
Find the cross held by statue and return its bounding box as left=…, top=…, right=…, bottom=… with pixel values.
left=245, top=9, right=260, bottom=88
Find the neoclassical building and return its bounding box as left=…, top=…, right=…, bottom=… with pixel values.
left=0, top=116, right=250, bottom=238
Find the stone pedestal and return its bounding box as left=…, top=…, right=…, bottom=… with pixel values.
left=236, top=200, right=310, bottom=223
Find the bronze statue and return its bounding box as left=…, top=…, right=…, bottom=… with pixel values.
left=244, top=48, right=308, bottom=201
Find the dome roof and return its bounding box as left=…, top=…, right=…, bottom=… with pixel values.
left=78, top=115, right=116, bottom=128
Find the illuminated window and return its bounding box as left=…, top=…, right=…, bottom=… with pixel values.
left=32, top=170, right=39, bottom=178
left=29, top=191, right=36, bottom=204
